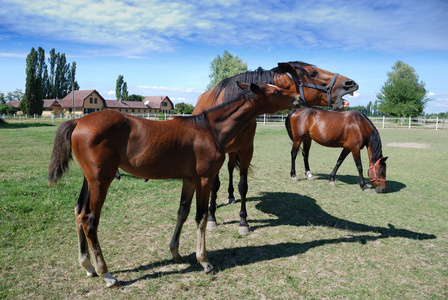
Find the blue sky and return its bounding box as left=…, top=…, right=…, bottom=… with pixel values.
left=1, top=0, right=448, bottom=113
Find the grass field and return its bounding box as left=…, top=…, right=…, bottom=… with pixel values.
left=1, top=119, right=447, bottom=299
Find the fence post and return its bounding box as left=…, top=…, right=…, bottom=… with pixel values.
left=263, top=114, right=266, bottom=125
left=436, top=117, right=439, bottom=130
left=409, top=116, right=411, bottom=129
left=382, top=116, right=385, bottom=128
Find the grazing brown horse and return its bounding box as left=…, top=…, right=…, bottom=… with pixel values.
left=193, top=61, right=359, bottom=234
left=48, top=82, right=302, bottom=288
left=285, top=107, right=387, bottom=193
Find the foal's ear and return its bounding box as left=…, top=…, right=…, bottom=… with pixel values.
left=236, top=81, right=250, bottom=90
left=249, top=83, right=263, bottom=94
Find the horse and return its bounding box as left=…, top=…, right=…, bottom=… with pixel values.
left=48, top=82, right=302, bottom=288
left=285, top=107, right=387, bottom=193
left=193, top=61, right=359, bottom=234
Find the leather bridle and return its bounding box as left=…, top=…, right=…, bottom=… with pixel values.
left=286, top=72, right=339, bottom=107
left=368, top=158, right=386, bottom=182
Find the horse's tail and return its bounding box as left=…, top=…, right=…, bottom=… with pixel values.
left=285, top=109, right=296, bottom=142
left=48, top=120, right=78, bottom=186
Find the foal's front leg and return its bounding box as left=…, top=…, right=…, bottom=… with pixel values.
left=195, top=177, right=215, bottom=274
left=170, top=179, right=195, bottom=262
left=351, top=150, right=370, bottom=192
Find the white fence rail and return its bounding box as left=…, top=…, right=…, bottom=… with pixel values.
left=2, top=113, right=446, bottom=130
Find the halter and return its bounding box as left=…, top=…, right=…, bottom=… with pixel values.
left=286, top=72, right=339, bottom=107
left=368, top=158, right=386, bottom=182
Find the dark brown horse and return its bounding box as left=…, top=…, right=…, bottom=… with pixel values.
left=193, top=61, right=359, bottom=234
left=285, top=107, right=387, bottom=193
left=48, top=82, right=302, bottom=288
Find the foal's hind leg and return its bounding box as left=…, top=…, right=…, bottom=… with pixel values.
left=170, top=179, right=195, bottom=262
left=79, top=176, right=119, bottom=288
left=236, top=147, right=253, bottom=236
left=75, top=178, right=97, bottom=277
left=207, top=175, right=220, bottom=230
left=301, top=137, right=314, bottom=181
left=290, top=139, right=301, bottom=181
left=329, top=148, right=350, bottom=187
left=226, top=152, right=237, bottom=204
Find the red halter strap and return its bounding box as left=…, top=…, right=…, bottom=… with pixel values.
left=368, top=158, right=386, bottom=182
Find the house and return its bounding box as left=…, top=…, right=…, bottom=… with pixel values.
left=142, top=96, right=174, bottom=114
left=37, top=90, right=173, bottom=116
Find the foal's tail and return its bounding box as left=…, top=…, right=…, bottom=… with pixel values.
left=285, top=109, right=296, bottom=142
left=48, top=120, right=78, bottom=186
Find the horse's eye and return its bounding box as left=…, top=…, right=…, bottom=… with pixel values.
left=310, top=70, right=318, bottom=77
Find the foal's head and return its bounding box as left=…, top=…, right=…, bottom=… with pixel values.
left=368, top=157, right=388, bottom=193
left=236, top=82, right=302, bottom=113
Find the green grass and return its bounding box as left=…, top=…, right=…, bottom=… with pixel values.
left=1, top=120, right=447, bottom=299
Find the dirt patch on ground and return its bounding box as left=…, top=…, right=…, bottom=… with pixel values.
left=386, top=142, right=430, bottom=149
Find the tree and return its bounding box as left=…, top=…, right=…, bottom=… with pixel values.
left=45, top=48, right=78, bottom=99
left=207, top=50, right=248, bottom=90
left=115, top=75, right=128, bottom=100
left=172, top=102, right=195, bottom=114
left=126, top=94, right=144, bottom=102
left=377, top=61, right=430, bottom=117
left=21, top=47, right=44, bottom=115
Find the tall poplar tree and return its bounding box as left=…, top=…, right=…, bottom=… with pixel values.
left=115, top=75, right=128, bottom=100
left=21, top=47, right=44, bottom=115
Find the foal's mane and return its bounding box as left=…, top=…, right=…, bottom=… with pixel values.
left=210, top=61, right=314, bottom=105
left=361, top=113, right=383, bottom=161
left=174, top=88, right=256, bottom=129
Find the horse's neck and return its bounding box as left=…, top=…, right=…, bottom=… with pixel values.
left=207, top=97, right=261, bottom=147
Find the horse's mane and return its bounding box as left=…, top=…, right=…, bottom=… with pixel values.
left=361, top=113, right=383, bottom=161
left=210, top=61, right=314, bottom=104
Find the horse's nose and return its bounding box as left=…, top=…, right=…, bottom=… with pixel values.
left=375, top=186, right=386, bottom=193
left=344, top=80, right=356, bottom=88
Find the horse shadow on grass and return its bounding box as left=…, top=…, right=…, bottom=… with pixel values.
left=307, top=173, right=406, bottom=193
left=117, top=191, right=434, bottom=287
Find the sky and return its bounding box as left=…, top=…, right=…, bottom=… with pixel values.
left=1, top=0, right=448, bottom=114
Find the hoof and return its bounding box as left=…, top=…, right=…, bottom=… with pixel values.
left=107, top=280, right=122, bottom=289
left=329, top=181, right=336, bottom=187
left=172, top=253, right=182, bottom=263
left=291, top=176, right=299, bottom=182
left=306, top=172, right=315, bottom=181
left=363, top=188, right=373, bottom=194
left=238, top=225, right=250, bottom=236
left=103, top=272, right=120, bottom=288
left=207, top=220, right=218, bottom=230
left=204, top=264, right=216, bottom=275
left=228, top=197, right=235, bottom=204
left=86, top=271, right=98, bottom=278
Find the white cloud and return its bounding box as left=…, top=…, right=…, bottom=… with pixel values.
left=1, top=0, right=447, bottom=57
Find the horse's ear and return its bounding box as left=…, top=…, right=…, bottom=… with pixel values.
left=382, top=157, right=388, bottom=162
left=249, top=83, right=263, bottom=94
left=278, top=62, right=298, bottom=76
left=236, top=81, right=250, bottom=90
